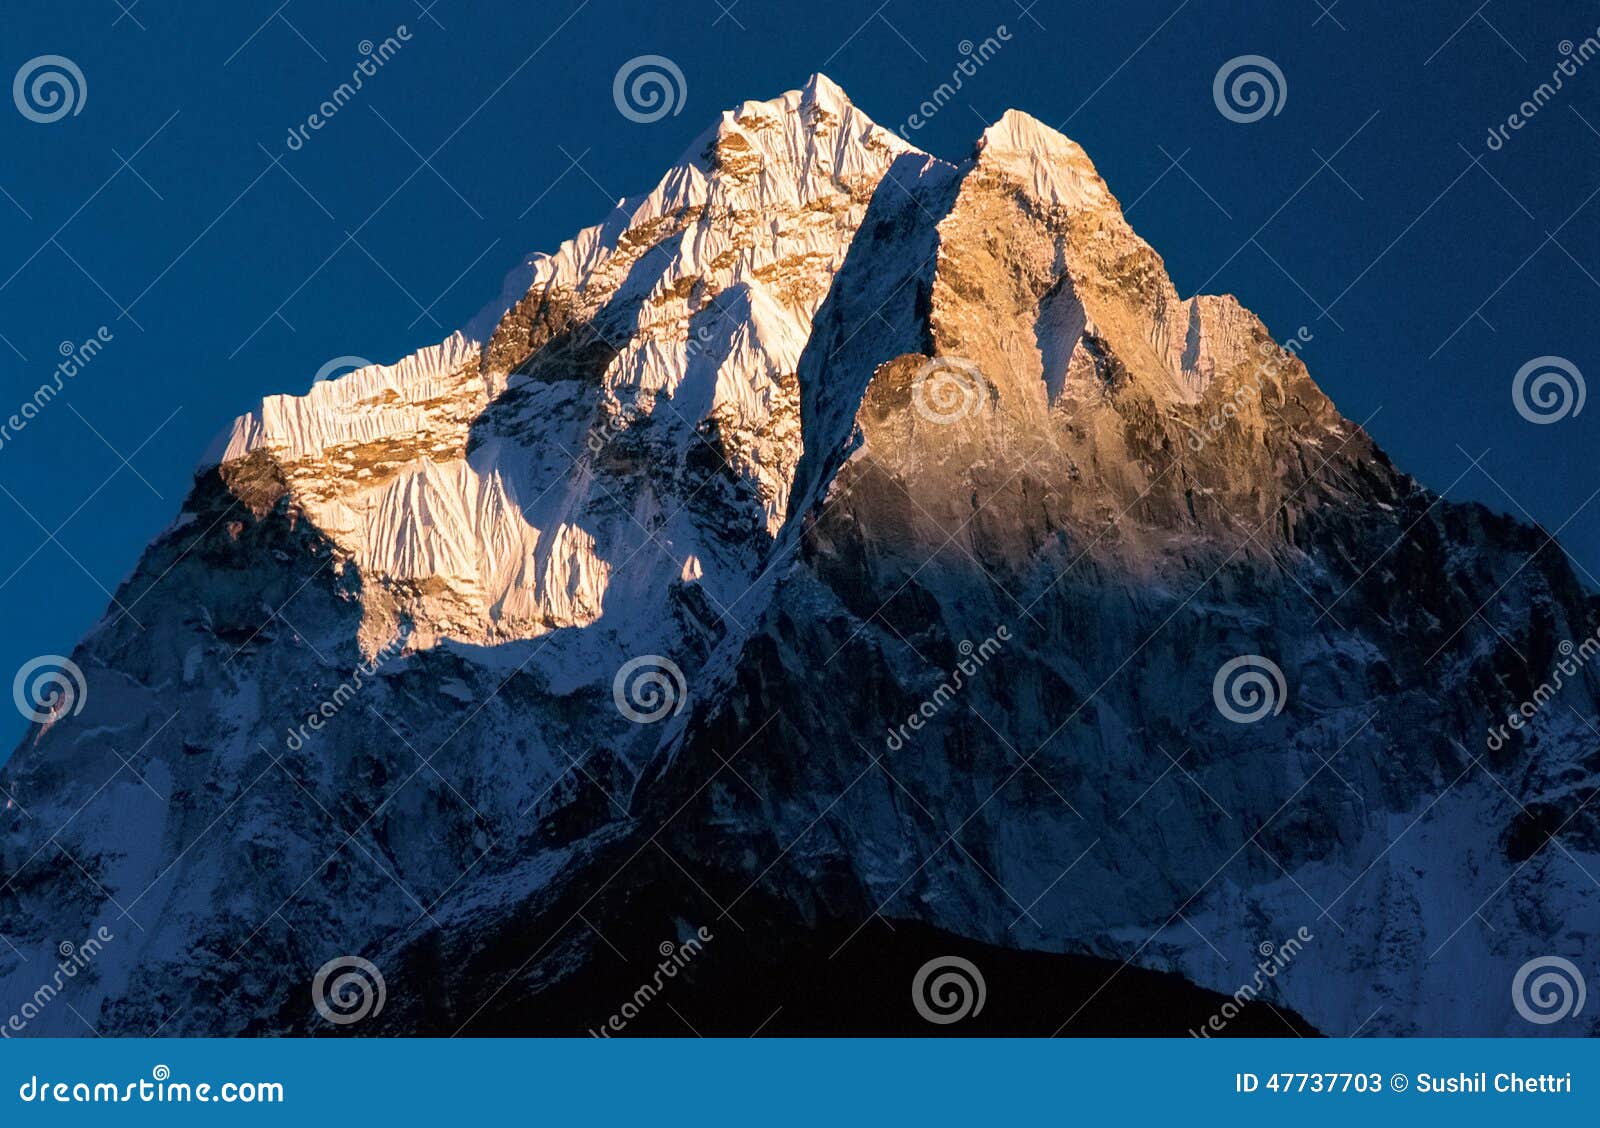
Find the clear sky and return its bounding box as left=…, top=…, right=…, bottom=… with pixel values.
left=1, top=0, right=1596, bottom=753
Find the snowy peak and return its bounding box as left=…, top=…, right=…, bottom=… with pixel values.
left=484, top=72, right=915, bottom=329
left=973, top=108, right=1115, bottom=212
left=194, top=76, right=1312, bottom=662
left=697, top=72, right=914, bottom=191
left=196, top=76, right=926, bottom=658
left=928, top=109, right=1265, bottom=411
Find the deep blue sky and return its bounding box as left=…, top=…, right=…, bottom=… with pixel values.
left=1, top=0, right=1596, bottom=752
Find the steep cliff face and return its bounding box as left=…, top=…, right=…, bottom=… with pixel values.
left=3, top=76, right=1596, bottom=1038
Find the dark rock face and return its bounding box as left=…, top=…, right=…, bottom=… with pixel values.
left=2, top=80, right=1596, bottom=1038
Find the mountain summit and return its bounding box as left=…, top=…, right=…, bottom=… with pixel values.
left=3, top=76, right=1596, bottom=1036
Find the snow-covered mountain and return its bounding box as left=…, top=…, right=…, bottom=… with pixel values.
left=3, top=74, right=1597, bottom=1037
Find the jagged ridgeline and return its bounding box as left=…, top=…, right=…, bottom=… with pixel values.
left=3, top=75, right=1596, bottom=1037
